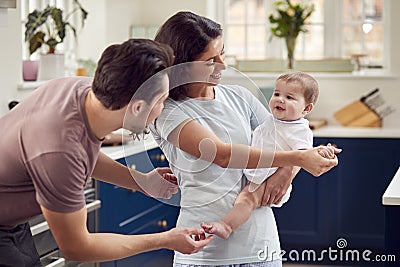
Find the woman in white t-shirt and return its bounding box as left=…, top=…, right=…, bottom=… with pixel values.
left=150, top=11, right=339, bottom=267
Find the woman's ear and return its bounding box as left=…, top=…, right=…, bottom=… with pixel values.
left=303, top=103, right=314, bottom=115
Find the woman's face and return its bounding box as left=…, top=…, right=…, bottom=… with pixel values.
left=194, top=36, right=226, bottom=85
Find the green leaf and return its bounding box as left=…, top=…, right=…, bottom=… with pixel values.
left=29, top=31, right=45, bottom=55
left=24, top=0, right=88, bottom=55
left=25, top=9, right=49, bottom=41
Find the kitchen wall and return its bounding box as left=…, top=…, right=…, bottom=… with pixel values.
left=223, top=73, right=400, bottom=128
left=0, top=4, right=22, bottom=115
left=76, top=0, right=211, bottom=61
left=0, top=0, right=399, bottom=128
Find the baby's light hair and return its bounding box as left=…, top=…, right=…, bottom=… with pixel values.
left=276, top=71, right=319, bottom=104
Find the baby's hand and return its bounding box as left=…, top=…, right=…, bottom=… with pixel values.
left=201, top=222, right=232, bottom=240
left=317, top=143, right=341, bottom=159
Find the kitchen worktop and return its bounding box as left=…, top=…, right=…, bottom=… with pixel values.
left=100, top=136, right=158, bottom=160
left=382, top=166, right=400, bottom=205
left=312, top=125, right=400, bottom=138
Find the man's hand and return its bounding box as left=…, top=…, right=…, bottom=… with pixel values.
left=135, top=167, right=179, bottom=199
left=299, top=145, right=341, bottom=176
left=161, top=227, right=213, bottom=254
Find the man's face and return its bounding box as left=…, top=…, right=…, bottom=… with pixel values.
left=124, top=74, right=169, bottom=137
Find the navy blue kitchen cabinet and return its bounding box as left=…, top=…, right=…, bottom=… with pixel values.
left=274, top=137, right=400, bottom=265
left=98, top=147, right=180, bottom=267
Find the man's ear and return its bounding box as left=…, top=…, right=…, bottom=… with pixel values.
left=129, top=100, right=146, bottom=116
left=303, top=103, right=314, bottom=115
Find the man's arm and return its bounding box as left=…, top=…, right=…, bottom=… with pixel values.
left=42, top=206, right=212, bottom=262
left=91, top=152, right=140, bottom=189
left=91, top=152, right=178, bottom=199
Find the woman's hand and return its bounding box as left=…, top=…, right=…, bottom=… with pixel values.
left=254, top=166, right=294, bottom=206
left=299, top=145, right=341, bottom=176
left=136, top=167, right=179, bottom=199
left=317, top=143, right=337, bottom=159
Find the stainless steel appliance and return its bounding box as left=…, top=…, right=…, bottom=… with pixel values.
left=29, top=178, right=101, bottom=267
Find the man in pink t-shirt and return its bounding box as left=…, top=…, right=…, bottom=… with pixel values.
left=0, top=39, right=212, bottom=266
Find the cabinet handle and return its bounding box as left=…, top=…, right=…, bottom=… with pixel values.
left=155, top=154, right=166, bottom=162
left=157, top=220, right=168, bottom=228
left=129, top=164, right=137, bottom=193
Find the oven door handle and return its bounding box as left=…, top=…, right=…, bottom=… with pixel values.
left=31, top=200, right=101, bottom=236
left=30, top=220, right=49, bottom=236
left=86, top=199, right=101, bottom=213
left=44, top=257, right=65, bottom=267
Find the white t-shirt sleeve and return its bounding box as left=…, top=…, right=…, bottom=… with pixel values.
left=150, top=99, right=192, bottom=142
left=283, top=121, right=314, bottom=149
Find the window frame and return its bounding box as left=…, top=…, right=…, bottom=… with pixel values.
left=215, top=0, right=388, bottom=69
left=21, top=0, right=77, bottom=61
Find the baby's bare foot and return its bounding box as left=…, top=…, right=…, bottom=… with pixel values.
left=201, top=221, right=232, bottom=239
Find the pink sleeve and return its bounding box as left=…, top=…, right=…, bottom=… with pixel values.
left=26, top=152, right=86, bottom=213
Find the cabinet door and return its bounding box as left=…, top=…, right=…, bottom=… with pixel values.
left=275, top=137, right=400, bottom=261
left=274, top=138, right=336, bottom=249
left=332, top=138, right=399, bottom=251
left=98, top=148, right=179, bottom=267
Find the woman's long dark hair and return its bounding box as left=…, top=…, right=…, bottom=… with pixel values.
left=155, top=11, right=223, bottom=100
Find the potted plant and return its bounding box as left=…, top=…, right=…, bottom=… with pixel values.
left=24, top=0, right=88, bottom=80
left=269, top=0, right=314, bottom=69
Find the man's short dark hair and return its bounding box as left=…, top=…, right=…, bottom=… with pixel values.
left=92, top=39, right=174, bottom=110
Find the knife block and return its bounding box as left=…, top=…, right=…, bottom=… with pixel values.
left=334, top=100, right=382, bottom=127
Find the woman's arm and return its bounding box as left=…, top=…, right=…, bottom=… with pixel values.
left=167, top=119, right=339, bottom=176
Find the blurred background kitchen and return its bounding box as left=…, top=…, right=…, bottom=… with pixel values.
left=1, top=0, right=399, bottom=266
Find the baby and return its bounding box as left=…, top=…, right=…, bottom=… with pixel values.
left=202, top=71, right=336, bottom=239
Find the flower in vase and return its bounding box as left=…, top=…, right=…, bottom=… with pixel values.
left=268, top=0, right=314, bottom=69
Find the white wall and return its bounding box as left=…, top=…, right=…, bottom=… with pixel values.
left=1, top=0, right=399, bottom=130
left=76, top=0, right=208, bottom=62
left=0, top=5, right=21, bottom=115
left=224, top=73, right=400, bottom=128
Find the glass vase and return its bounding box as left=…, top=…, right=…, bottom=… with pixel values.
left=285, top=36, right=297, bottom=69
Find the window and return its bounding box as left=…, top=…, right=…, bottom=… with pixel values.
left=21, top=0, right=79, bottom=69
left=342, top=0, right=384, bottom=67
left=218, top=0, right=385, bottom=68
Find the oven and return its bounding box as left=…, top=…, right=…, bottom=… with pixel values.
left=29, top=178, right=101, bottom=267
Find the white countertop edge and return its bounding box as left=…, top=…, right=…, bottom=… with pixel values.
left=382, top=167, right=400, bottom=206
left=100, top=137, right=159, bottom=160
left=222, top=69, right=399, bottom=80
left=312, top=126, right=400, bottom=139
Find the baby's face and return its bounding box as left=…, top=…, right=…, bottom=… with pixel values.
left=269, top=80, right=308, bottom=121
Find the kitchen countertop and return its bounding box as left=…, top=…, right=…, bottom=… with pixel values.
left=100, top=137, right=158, bottom=160
left=382, top=167, right=400, bottom=205
left=312, top=125, right=400, bottom=138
